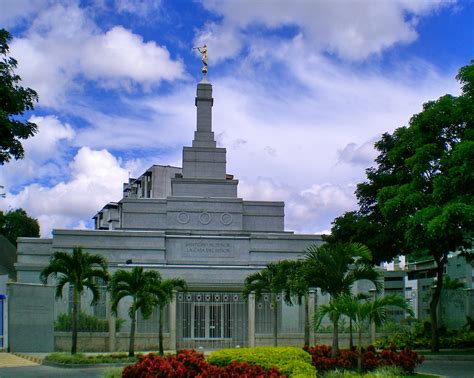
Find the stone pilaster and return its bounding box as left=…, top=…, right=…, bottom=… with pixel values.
left=169, top=290, right=177, bottom=351
left=308, top=288, right=317, bottom=345
left=248, top=292, right=256, bottom=347
left=107, top=292, right=116, bottom=352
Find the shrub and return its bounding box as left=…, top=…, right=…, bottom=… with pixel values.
left=45, top=352, right=137, bottom=364
left=208, top=346, right=316, bottom=377
left=122, top=349, right=284, bottom=378
left=303, top=345, right=423, bottom=374
left=54, top=312, right=125, bottom=332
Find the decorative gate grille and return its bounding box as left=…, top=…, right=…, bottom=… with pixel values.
left=177, top=292, right=248, bottom=350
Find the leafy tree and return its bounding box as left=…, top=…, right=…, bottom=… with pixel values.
left=155, top=277, right=187, bottom=356
left=110, top=267, right=162, bottom=357
left=0, top=208, right=39, bottom=245
left=304, top=242, right=382, bottom=355
left=0, top=29, right=38, bottom=164
left=40, top=247, right=109, bottom=355
left=317, top=293, right=413, bottom=372
left=242, top=262, right=287, bottom=346
left=329, top=61, right=474, bottom=352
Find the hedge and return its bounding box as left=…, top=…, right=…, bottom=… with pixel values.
left=207, top=346, right=316, bottom=377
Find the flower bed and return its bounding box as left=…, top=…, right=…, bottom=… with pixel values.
left=122, top=349, right=284, bottom=377
left=303, top=345, right=424, bottom=374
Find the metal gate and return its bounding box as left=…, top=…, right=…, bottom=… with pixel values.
left=177, top=292, right=248, bottom=350
left=0, top=294, right=6, bottom=350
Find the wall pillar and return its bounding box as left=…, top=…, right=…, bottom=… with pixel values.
left=308, top=289, right=317, bottom=346
left=107, top=292, right=116, bottom=352
left=248, top=292, right=255, bottom=347
left=169, top=290, right=177, bottom=351
left=467, top=288, right=473, bottom=319
left=369, top=289, right=377, bottom=344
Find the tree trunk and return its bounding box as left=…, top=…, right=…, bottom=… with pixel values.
left=129, top=311, right=136, bottom=357
left=71, top=287, right=79, bottom=355
left=304, top=293, right=309, bottom=346
left=331, top=317, right=339, bottom=357
left=357, top=326, right=363, bottom=373
left=272, top=293, right=278, bottom=347
left=430, top=256, right=445, bottom=353
left=159, top=305, right=164, bottom=356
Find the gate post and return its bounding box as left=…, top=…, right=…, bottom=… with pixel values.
left=248, top=292, right=255, bottom=347
left=467, top=288, right=473, bottom=319
left=107, top=292, right=116, bottom=352
left=169, top=290, right=177, bottom=351
left=308, top=288, right=317, bottom=345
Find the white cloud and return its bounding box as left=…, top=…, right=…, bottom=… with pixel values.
left=338, top=139, right=378, bottom=167
left=10, top=3, right=186, bottom=107
left=0, top=115, right=75, bottom=191
left=2, top=147, right=129, bottom=237
left=114, top=0, right=162, bottom=17
left=197, top=0, right=452, bottom=62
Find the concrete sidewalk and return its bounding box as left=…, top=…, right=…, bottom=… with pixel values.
left=0, top=353, right=39, bottom=368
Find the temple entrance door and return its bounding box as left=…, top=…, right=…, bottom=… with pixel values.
left=177, top=292, right=248, bottom=350
left=192, top=303, right=223, bottom=339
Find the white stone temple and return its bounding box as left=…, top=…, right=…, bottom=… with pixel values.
left=12, top=78, right=322, bottom=352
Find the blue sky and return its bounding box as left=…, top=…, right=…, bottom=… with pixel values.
left=1, top=0, right=473, bottom=237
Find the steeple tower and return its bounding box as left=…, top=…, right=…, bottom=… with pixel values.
left=171, top=77, right=238, bottom=197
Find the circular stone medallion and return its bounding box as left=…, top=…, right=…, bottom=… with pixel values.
left=221, top=212, right=233, bottom=225
left=177, top=212, right=190, bottom=224
left=199, top=212, right=211, bottom=225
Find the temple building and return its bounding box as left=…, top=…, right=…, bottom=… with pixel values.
left=11, top=77, right=322, bottom=352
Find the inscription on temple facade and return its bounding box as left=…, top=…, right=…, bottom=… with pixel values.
left=183, top=240, right=232, bottom=258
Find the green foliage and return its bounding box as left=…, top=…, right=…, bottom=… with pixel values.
left=208, top=346, right=316, bottom=377
left=321, top=365, right=406, bottom=377
left=304, top=242, right=382, bottom=354
left=0, top=208, right=39, bottom=245
left=0, top=29, right=38, bottom=164
left=327, top=60, right=474, bottom=352
left=109, top=267, right=186, bottom=357
left=40, top=246, right=109, bottom=354
left=242, top=263, right=288, bottom=346
left=54, top=312, right=124, bottom=332
left=154, top=277, right=187, bottom=355
left=102, top=367, right=124, bottom=378
left=375, top=326, right=474, bottom=350
left=45, top=352, right=138, bottom=364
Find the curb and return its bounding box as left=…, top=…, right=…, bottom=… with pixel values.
left=11, top=353, right=43, bottom=365
left=421, top=354, right=474, bottom=362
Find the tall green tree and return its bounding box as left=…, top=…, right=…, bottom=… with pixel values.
left=109, top=267, right=162, bottom=357
left=304, top=242, right=382, bottom=355
left=0, top=29, right=38, bottom=164
left=329, top=61, right=474, bottom=352
left=40, top=247, right=109, bottom=355
left=155, top=277, right=187, bottom=356
left=243, top=262, right=287, bottom=346
left=0, top=208, right=39, bottom=245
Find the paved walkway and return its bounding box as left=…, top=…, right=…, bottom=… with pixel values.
left=0, top=353, right=39, bottom=368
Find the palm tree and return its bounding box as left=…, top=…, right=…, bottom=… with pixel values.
left=40, top=246, right=109, bottom=355
left=242, top=262, right=287, bottom=346
left=304, top=242, right=382, bottom=355
left=155, top=277, right=187, bottom=356
left=318, top=293, right=414, bottom=372
left=109, top=267, right=162, bottom=357
left=279, top=259, right=312, bottom=345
